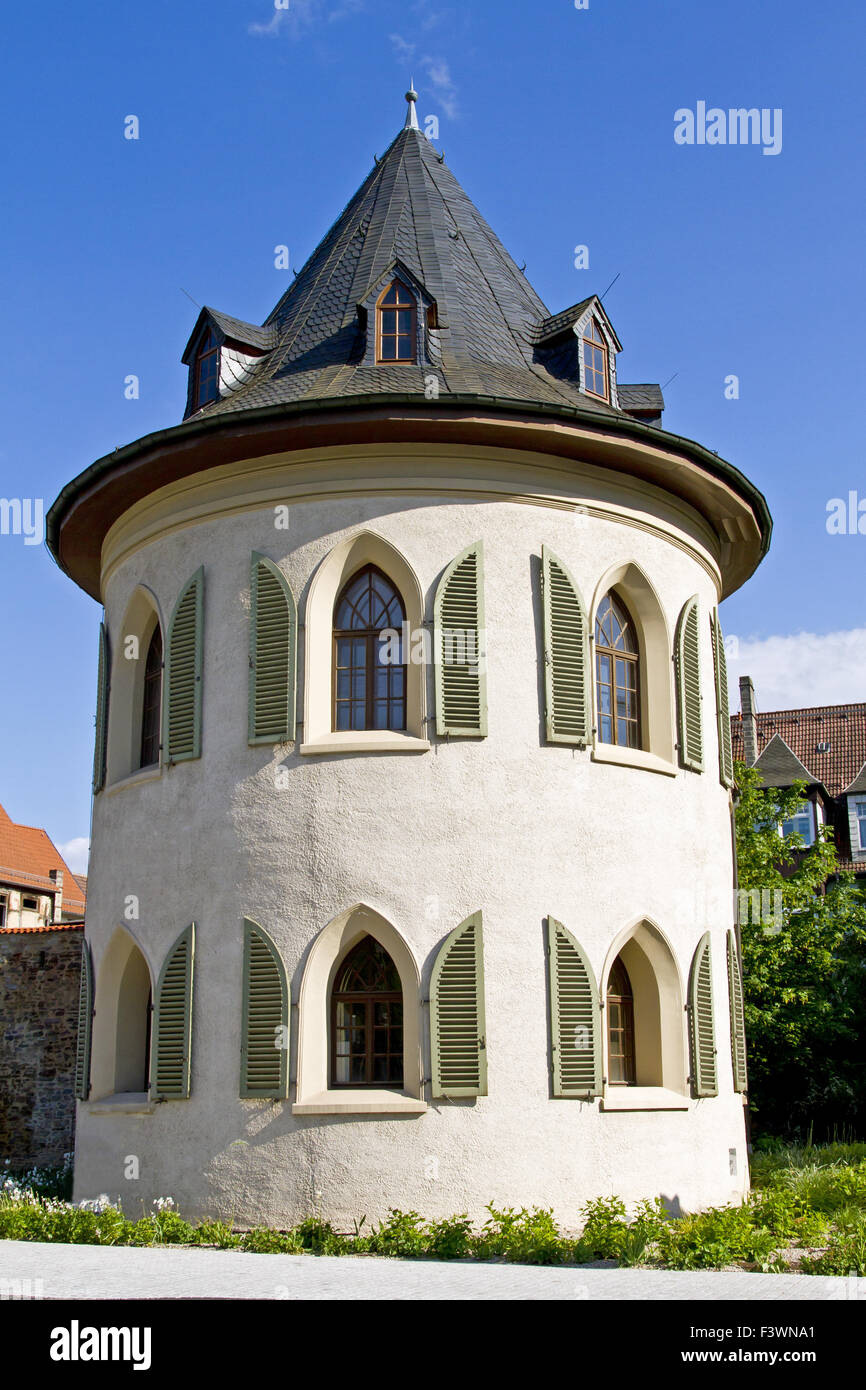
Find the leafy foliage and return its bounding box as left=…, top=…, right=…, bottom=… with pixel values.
left=734, top=760, right=866, bottom=1138
left=3, top=1142, right=866, bottom=1275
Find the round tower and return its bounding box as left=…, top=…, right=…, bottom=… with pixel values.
left=49, top=93, right=771, bottom=1225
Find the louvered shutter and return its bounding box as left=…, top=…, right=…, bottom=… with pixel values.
left=726, top=929, right=748, bottom=1093
left=547, top=917, right=601, bottom=1097
left=542, top=547, right=591, bottom=746
left=92, top=622, right=110, bottom=793
left=249, top=554, right=297, bottom=744
left=710, top=610, right=733, bottom=787
left=74, top=940, right=94, bottom=1101
left=430, top=912, right=487, bottom=1097
left=240, top=918, right=289, bottom=1099
left=163, top=570, right=203, bottom=763
left=674, top=596, right=704, bottom=772
left=434, top=542, right=487, bottom=736
left=152, top=924, right=195, bottom=1099
left=688, top=932, right=718, bottom=1097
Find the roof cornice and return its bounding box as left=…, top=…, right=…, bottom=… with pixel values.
left=47, top=392, right=772, bottom=602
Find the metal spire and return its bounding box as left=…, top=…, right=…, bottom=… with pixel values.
left=404, top=80, right=419, bottom=131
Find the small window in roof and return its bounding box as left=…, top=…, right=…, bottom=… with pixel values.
left=376, top=280, right=416, bottom=363
left=582, top=316, right=609, bottom=401
left=194, top=327, right=220, bottom=408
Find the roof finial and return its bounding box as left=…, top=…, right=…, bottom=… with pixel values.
left=404, top=81, right=420, bottom=131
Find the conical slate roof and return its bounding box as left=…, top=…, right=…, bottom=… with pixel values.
left=194, top=115, right=627, bottom=419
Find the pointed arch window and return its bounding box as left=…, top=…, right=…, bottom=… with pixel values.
left=582, top=316, right=609, bottom=400
left=194, top=327, right=220, bottom=408
left=607, top=956, right=636, bottom=1086
left=595, top=592, right=640, bottom=748
left=139, top=625, right=163, bottom=769
left=331, top=936, right=404, bottom=1088
left=333, top=566, right=406, bottom=732
left=376, top=279, right=416, bottom=363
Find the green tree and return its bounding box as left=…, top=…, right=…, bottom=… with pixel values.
left=734, top=760, right=866, bottom=1138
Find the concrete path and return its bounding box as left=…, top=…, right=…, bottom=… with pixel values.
left=0, top=1240, right=859, bottom=1299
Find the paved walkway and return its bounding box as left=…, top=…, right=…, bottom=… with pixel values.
left=0, top=1241, right=858, bottom=1299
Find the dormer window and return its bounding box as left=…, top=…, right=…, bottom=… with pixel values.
left=377, top=279, right=416, bottom=363
left=194, top=327, right=220, bottom=408
left=582, top=317, right=609, bottom=400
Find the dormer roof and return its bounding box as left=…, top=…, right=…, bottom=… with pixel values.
left=752, top=733, right=825, bottom=790
left=181, top=307, right=277, bottom=365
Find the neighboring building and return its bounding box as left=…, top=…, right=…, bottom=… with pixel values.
left=732, top=677, right=866, bottom=879
left=0, top=804, right=86, bottom=1166
left=47, top=92, right=771, bottom=1225
left=0, top=803, right=86, bottom=928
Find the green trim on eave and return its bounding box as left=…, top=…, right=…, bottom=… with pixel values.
left=46, top=393, right=773, bottom=588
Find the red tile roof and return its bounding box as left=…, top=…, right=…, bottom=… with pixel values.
left=731, top=702, right=866, bottom=797
left=0, top=921, right=84, bottom=935
left=0, top=804, right=87, bottom=913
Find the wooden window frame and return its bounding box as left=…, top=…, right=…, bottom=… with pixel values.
left=332, top=565, right=407, bottom=733
left=594, top=592, right=641, bottom=749
left=139, top=625, right=163, bottom=770
left=330, top=938, right=404, bottom=1089
left=193, top=329, right=220, bottom=409
left=606, top=957, right=636, bottom=1086
left=375, top=279, right=417, bottom=365
left=582, top=316, right=609, bottom=401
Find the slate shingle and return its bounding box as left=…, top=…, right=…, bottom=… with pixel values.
left=189, top=125, right=661, bottom=424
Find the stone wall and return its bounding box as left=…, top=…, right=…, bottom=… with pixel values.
left=0, top=929, right=82, bottom=1168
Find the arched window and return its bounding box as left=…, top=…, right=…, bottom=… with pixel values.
left=582, top=316, right=609, bottom=400
left=115, top=944, right=152, bottom=1094
left=331, top=935, right=403, bottom=1088
left=194, top=327, right=220, bottom=408
left=333, top=566, right=406, bottom=732
left=139, top=625, right=162, bottom=769
left=607, top=955, right=635, bottom=1086
left=376, top=279, right=416, bottom=363
left=595, top=592, right=640, bottom=748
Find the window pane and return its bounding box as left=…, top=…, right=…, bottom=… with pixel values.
left=397, top=337, right=412, bottom=359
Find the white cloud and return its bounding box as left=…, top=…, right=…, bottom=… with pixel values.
left=421, top=56, right=458, bottom=119
left=389, top=35, right=459, bottom=121
left=725, top=627, right=866, bottom=712
left=390, top=33, right=417, bottom=62
left=248, top=1, right=357, bottom=38
left=58, top=837, right=90, bottom=875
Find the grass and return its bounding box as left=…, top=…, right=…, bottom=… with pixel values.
left=2, top=1142, right=865, bottom=1275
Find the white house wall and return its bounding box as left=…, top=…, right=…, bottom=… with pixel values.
left=76, top=443, right=748, bottom=1226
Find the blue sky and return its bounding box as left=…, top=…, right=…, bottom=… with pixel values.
left=1, top=0, right=864, bottom=866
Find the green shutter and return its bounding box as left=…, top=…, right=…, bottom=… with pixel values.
left=541, top=547, right=591, bottom=746
left=249, top=554, right=297, bottom=744
left=92, top=621, right=110, bottom=793
left=688, top=932, right=718, bottom=1098
left=547, top=917, right=601, bottom=1097
left=430, top=912, right=487, bottom=1097
left=726, top=929, right=748, bottom=1093
left=241, top=918, right=289, bottom=1099
left=74, top=940, right=94, bottom=1101
left=710, top=610, right=733, bottom=787
left=434, top=542, right=487, bottom=737
left=675, top=596, right=704, bottom=772
left=163, top=569, right=203, bottom=763
left=152, top=924, right=195, bottom=1099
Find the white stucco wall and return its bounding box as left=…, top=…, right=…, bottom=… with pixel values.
left=74, top=442, right=749, bottom=1226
